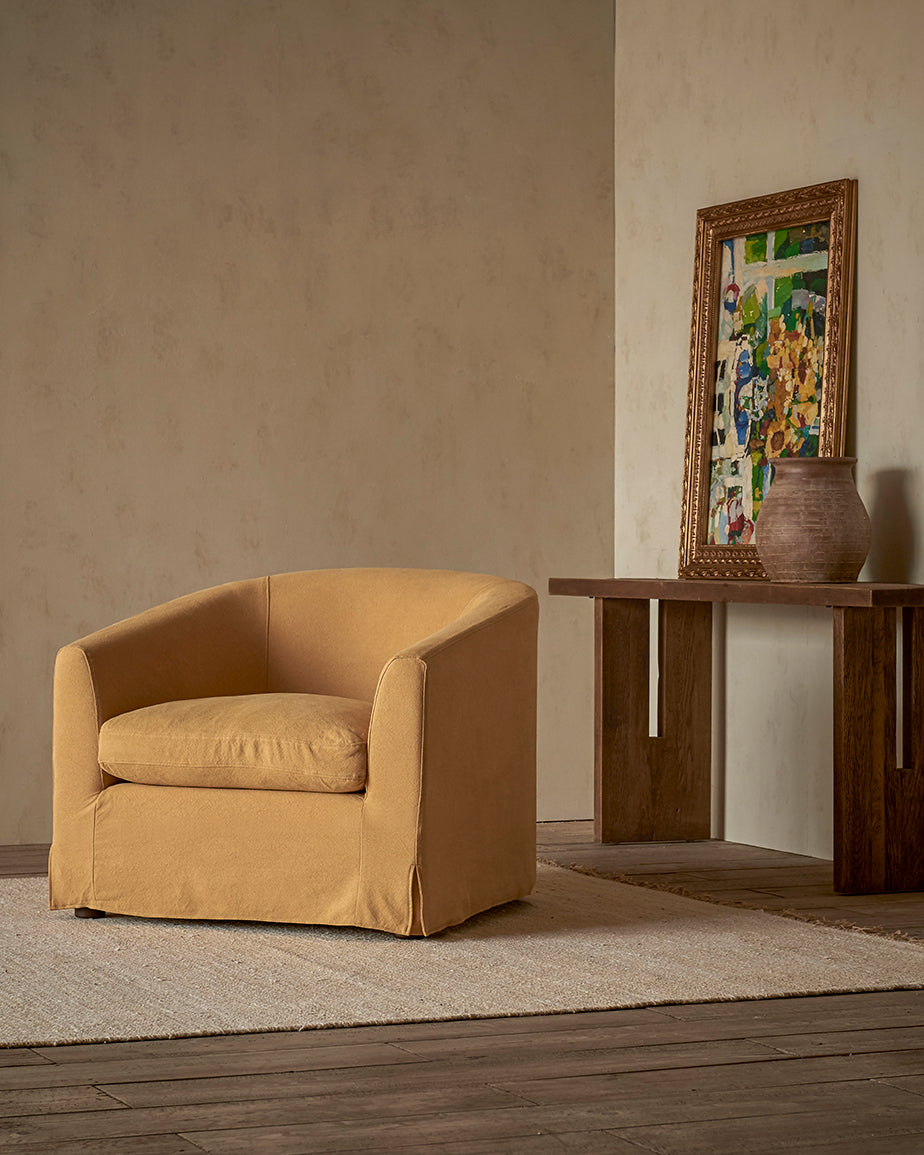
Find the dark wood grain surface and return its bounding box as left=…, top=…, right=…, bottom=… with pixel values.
left=594, top=599, right=711, bottom=842
left=550, top=576, right=924, bottom=608
left=554, top=577, right=924, bottom=896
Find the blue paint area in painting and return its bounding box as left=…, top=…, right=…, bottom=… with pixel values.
left=733, top=350, right=754, bottom=447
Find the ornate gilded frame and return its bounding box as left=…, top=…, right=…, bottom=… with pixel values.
left=679, top=179, right=857, bottom=579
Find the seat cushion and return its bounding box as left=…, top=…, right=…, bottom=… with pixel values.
left=98, top=693, right=371, bottom=793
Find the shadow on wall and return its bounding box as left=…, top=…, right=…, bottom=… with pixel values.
left=865, top=469, right=917, bottom=582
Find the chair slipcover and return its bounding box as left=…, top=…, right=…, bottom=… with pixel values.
left=49, top=568, right=538, bottom=936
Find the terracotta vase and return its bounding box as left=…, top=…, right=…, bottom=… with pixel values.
left=755, top=456, right=871, bottom=583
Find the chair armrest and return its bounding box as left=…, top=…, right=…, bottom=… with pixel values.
left=360, top=582, right=538, bottom=934
left=49, top=577, right=268, bottom=909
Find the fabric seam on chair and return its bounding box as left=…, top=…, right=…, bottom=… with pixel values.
left=101, top=735, right=366, bottom=750
left=90, top=792, right=99, bottom=910
left=100, top=724, right=367, bottom=741
left=407, top=863, right=422, bottom=937
left=455, top=579, right=503, bottom=622
left=410, top=656, right=427, bottom=936
left=263, top=575, right=271, bottom=693
left=418, top=597, right=534, bottom=661
left=80, top=647, right=106, bottom=795
left=367, top=657, right=395, bottom=737
left=354, top=791, right=366, bottom=929
left=101, top=759, right=363, bottom=776
left=353, top=653, right=389, bottom=929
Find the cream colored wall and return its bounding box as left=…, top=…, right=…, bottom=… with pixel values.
left=1, top=0, right=613, bottom=844
left=614, top=0, right=924, bottom=856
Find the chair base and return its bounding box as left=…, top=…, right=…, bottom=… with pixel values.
left=74, top=907, right=106, bottom=919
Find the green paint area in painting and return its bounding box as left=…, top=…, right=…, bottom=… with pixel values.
left=774, top=221, right=830, bottom=260
left=741, top=286, right=762, bottom=326
left=745, top=233, right=767, bottom=263
left=805, top=267, right=828, bottom=296
left=774, top=276, right=793, bottom=310
left=751, top=454, right=766, bottom=507
left=775, top=230, right=797, bottom=260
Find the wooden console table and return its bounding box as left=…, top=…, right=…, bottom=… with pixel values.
left=549, top=577, right=924, bottom=895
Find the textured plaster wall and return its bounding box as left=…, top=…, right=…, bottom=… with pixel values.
left=614, top=0, right=924, bottom=856
left=1, top=0, right=613, bottom=843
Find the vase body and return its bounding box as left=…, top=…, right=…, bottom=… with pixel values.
left=755, top=456, right=871, bottom=582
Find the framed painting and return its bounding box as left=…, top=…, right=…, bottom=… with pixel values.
left=678, top=179, right=857, bottom=579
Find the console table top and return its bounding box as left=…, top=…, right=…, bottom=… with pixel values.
left=548, top=577, right=924, bottom=608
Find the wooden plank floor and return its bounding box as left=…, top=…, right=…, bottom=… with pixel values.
left=2, top=830, right=924, bottom=1153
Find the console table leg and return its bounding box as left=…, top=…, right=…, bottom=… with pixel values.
left=594, top=597, right=711, bottom=843
left=595, top=597, right=646, bottom=842
left=833, top=606, right=924, bottom=893
left=896, top=608, right=924, bottom=890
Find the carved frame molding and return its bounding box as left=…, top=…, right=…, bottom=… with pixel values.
left=679, top=178, right=858, bottom=579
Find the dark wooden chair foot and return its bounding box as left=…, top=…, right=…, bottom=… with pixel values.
left=74, top=907, right=106, bottom=919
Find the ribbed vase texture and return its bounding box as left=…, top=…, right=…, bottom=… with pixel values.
left=755, top=456, right=871, bottom=582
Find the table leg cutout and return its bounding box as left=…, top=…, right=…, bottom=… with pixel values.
left=595, top=598, right=711, bottom=843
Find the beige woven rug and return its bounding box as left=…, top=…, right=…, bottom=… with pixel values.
left=3, top=864, right=923, bottom=1047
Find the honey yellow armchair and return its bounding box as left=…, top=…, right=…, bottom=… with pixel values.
left=50, top=568, right=538, bottom=936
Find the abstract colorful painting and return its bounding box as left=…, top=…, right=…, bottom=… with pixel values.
left=679, top=179, right=857, bottom=579
left=707, top=221, right=830, bottom=545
